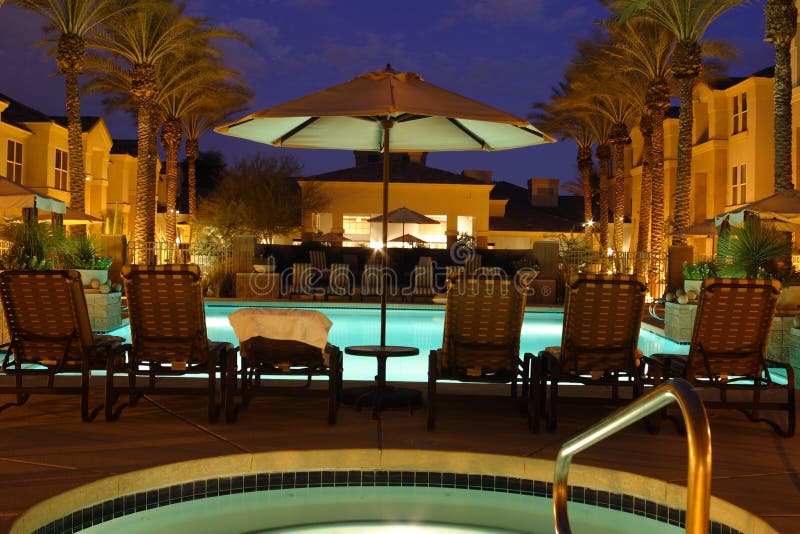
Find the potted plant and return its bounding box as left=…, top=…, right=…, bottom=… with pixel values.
left=682, top=260, right=716, bottom=295
left=776, top=266, right=800, bottom=309
left=253, top=254, right=276, bottom=273
left=58, top=234, right=114, bottom=288
left=716, top=217, right=792, bottom=279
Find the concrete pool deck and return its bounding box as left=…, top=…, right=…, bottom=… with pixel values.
left=0, top=380, right=798, bottom=533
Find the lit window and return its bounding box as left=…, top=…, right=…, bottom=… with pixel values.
left=343, top=215, right=371, bottom=235
left=6, top=140, right=22, bottom=183
left=731, top=164, right=747, bottom=205
left=54, top=148, right=68, bottom=190
left=732, top=92, right=747, bottom=134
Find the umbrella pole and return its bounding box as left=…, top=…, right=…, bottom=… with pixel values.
left=380, top=119, right=393, bottom=346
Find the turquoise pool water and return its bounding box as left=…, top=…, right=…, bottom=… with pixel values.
left=109, top=305, right=687, bottom=382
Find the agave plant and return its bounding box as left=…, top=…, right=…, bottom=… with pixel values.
left=716, top=217, right=792, bottom=279
left=0, top=220, right=60, bottom=270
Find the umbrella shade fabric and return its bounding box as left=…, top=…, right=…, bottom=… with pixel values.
left=368, top=207, right=439, bottom=225
left=62, top=208, right=102, bottom=225
left=390, top=233, right=426, bottom=244
left=216, top=66, right=553, bottom=151
left=0, top=176, right=65, bottom=214
left=715, top=189, right=800, bottom=227
left=673, top=219, right=717, bottom=237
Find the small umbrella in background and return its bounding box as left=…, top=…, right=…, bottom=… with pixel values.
left=715, top=189, right=800, bottom=226
left=390, top=233, right=426, bottom=247
left=216, top=65, right=552, bottom=345
left=61, top=207, right=102, bottom=226
left=369, top=206, right=438, bottom=247
left=313, top=232, right=351, bottom=245
left=673, top=219, right=718, bottom=254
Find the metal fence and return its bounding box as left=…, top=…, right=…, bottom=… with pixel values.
left=126, top=241, right=233, bottom=276
left=560, top=250, right=668, bottom=299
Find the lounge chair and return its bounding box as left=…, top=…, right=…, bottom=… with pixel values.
left=408, top=261, right=437, bottom=301
left=309, top=249, right=327, bottom=273
left=289, top=262, right=322, bottom=300
left=326, top=263, right=354, bottom=300
left=644, top=278, right=795, bottom=437
left=360, top=263, right=383, bottom=300
left=532, top=274, right=647, bottom=432
left=0, top=270, right=125, bottom=422
left=427, top=278, right=528, bottom=430
left=106, top=264, right=235, bottom=422
left=227, top=308, right=342, bottom=424
left=464, top=253, right=482, bottom=276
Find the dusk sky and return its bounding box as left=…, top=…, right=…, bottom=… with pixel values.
left=0, top=0, right=776, bottom=189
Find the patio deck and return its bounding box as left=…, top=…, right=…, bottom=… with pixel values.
left=1, top=379, right=798, bottom=532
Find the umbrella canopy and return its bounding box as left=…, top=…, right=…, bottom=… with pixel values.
left=715, top=189, right=800, bottom=227
left=390, top=233, right=426, bottom=245
left=62, top=207, right=102, bottom=225
left=673, top=219, right=717, bottom=237
left=0, top=176, right=65, bottom=214
left=216, top=65, right=552, bottom=345
left=313, top=232, right=351, bottom=243
left=368, top=206, right=439, bottom=225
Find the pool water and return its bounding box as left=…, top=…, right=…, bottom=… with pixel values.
left=109, top=305, right=687, bottom=382
left=80, top=486, right=681, bottom=534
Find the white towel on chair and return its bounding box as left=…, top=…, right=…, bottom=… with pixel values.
left=228, top=308, right=333, bottom=353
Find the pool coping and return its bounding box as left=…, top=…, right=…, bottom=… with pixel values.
left=13, top=449, right=774, bottom=534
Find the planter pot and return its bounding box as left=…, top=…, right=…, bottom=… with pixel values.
left=75, top=269, right=108, bottom=288
left=683, top=279, right=703, bottom=295
left=777, top=285, right=800, bottom=309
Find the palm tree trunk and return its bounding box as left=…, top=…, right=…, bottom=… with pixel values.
left=64, top=68, right=86, bottom=236
left=649, top=106, right=667, bottom=294
left=610, top=122, right=629, bottom=257
left=672, top=75, right=695, bottom=246
left=635, top=114, right=653, bottom=276
left=767, top=0, right=797, bottom=193
left=134, top=102, right=155, bottom=244
left=161, top=118, right=182, bottom=244
left=596, top=142, right=611, bottom=255
left=186, top=138, right=199, bottom=218
left=578, top=145, right=594, bottom=243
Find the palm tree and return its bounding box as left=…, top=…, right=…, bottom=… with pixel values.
left=620, top=0, right=744, bottom=245
left=91, top=1, right=233, bottom=243
left=13, top=0, right=122, bottom=234
left=602, top=18, right=674, bottom=284
left=765, top=0, right=797, bottom=192
left=182, top=82, right=251, bottom=220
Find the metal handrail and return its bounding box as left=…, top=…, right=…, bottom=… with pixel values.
left=553, top=378, right=711, bottom=533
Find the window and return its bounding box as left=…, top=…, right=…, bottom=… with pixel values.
left=55, top=148, right=68, bottom=190
left=732, top=92, right=747, bottom=134
left=732, top=164, right=747, bottom=205
left=6, top=140, right=22, bottom=183
left=343, top=215, right=371, bottom=235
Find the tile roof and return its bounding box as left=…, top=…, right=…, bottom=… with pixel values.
left=489, top=180, right=586, bottom=232
left=50, top=116, right=102, bottom=132
left=0, top=92, right=53, bottom=130
left=110, top=139, right=138, bottom=157
left=301, top=160, right=489, bottom=185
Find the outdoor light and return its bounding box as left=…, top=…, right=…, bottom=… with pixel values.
left=85, top=175, right=91, bottom=181
left=369, top=239, right=384, bottom=250
left=607, top=248, right=613, bottom=256
left=585, top=219, right=594, bottom=227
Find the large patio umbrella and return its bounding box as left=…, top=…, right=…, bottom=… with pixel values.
left=0, top=175, right=66, bottom=217
left=216, top=65, right=553, bottom=345
left=714, top=189, right=800, bottom=227
left=369, top=206, right=438, bottom=246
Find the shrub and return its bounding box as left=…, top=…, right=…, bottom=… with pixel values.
left=682, top=260, right=716, bottom=280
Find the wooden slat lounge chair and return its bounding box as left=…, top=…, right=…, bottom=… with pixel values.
left=360, top=263, right=383, bottom=300
left=408, top=262, right=437, bottom=302
left=106, top=264, right=235, bottom=422
left=531, top=274, right=647, bottom=433
left=0, top=270, right=125, bottom=422
left=428, top=278, right=528, bottom=430
left=326, top=263, right=354, bottom=300
left=309, top=250, right=327, bottom=273
left=227, top=308, right=342, bottom=424
left=289, top=262, right=322, bottom=300
left=644, top=278, right=795, bottom=437
left=464, top=254, right=482, bottom=276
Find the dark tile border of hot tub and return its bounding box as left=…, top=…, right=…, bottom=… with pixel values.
left=32, top=470, right=741, bottom=534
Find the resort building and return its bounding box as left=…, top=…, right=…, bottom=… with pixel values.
left=0, top=93, right=141, bottom=232
left=298, top=151, right=584, bottom=250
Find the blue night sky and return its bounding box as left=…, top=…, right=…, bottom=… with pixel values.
left=0, top=0, right=775, bottom=189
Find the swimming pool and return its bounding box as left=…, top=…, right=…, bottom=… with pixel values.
left=108, top=303, right=686, bottom=382
left=14, top=450, right=769, bottom=534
